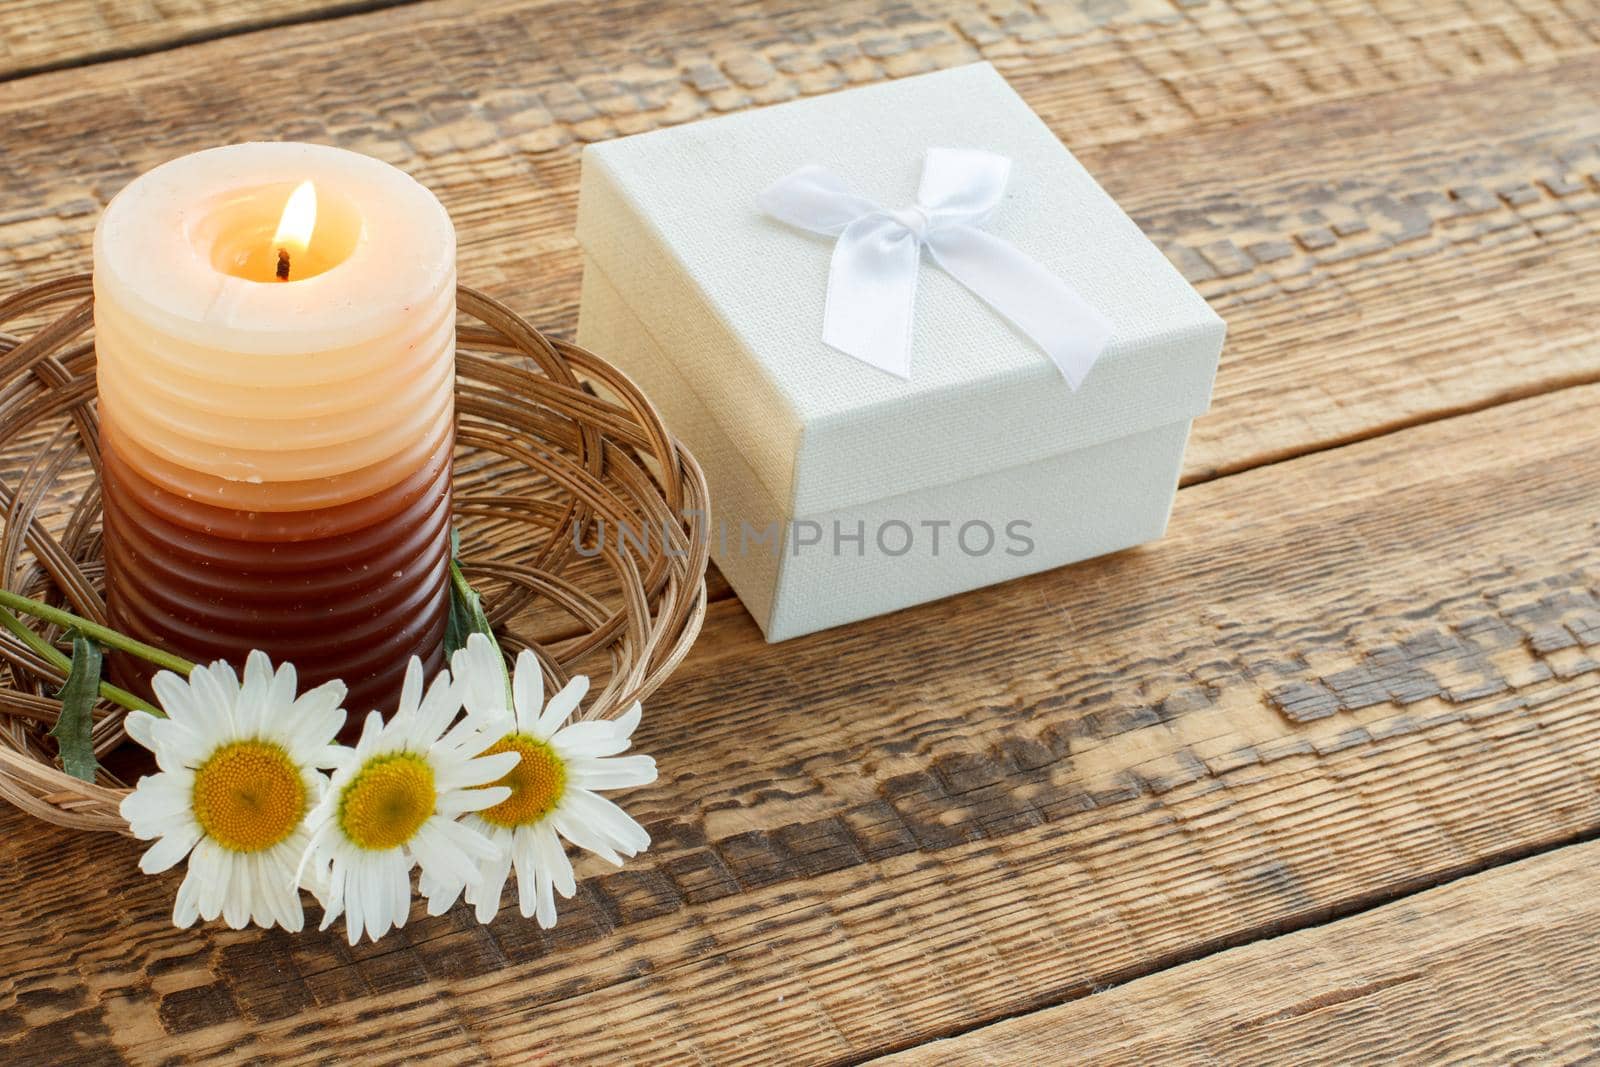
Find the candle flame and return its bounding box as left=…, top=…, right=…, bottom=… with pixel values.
left=272, top=180, right=317, bottom=252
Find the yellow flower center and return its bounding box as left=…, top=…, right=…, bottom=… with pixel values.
left=191, top=740, right=307, bottom=853
left=477, top=734, right=566, bottom=829
left=337, top=753, right=436, bottom=850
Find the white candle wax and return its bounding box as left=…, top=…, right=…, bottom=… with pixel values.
left=94, top=142, right=455, bottom=508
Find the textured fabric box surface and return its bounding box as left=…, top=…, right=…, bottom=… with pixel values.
left=576, top=62, right=1225, bottom=640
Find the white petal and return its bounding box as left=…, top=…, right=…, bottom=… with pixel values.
left=512, top=649, right=544, bottom=733
left=294, top=819, right=333, bottom=892
left=120, top=767, right=188, bottom=808
left=264, top=872, right=298, bottom=932
left=420, top=868, right=465, bottom=917
left=437, top=750, right=519, bottom=791
left=258, top=855, right=290, bottom=932
left=373, top=852, right=405, bottom=944
left=513, top=831, right=541, bottom=921
left=362, top=849, right=409, bottom=943
left=208, top=659, right=242, bottom=706
left=436, top=787, right=500, bottom=815
left=344, top=857, right=368, bottom=945
left=243, top=863, right=267, bottom=930
left=290, top=827, right=328, bottom=902
left=428, top=814, right=502, bottom=865
left=471, top=850, right=513, bottom=925
left=389, top=851, right=412, bottom=935
left=123, top=711, right=160, bottom=753
left=188, top=664, right=237, bottom=739
left=223, top=853, right=252, bottom=930
left=609, top=702, right=642, bottom=742
left=318, top=745, right=356, bottom=774
left=352, top=850, right=401, bottom=945
left=264, top=839, right=306, bottom=932
left=413, top=668, right=463, bottom=745
left=410, top=819, right=479, bottom=889
left=551, top=721, right=631, bottom=759
left=281, top=681, right=348, bottom=756
left=446, top=784, right=511, bottom=813
left=121, top=773, right=195, bottom=837
left=138, top=824, right=202, bottom=874
left=192, top=840, right=232, bottom=921
left=300, top=766, right=329, bottom=806
left=150, top=671, right=204, bottom=731
left=549, top=805, right=624, bottom=865
left=534, top=676, right=589, bottom=740
left=245, top=853, right=272, bottom=929
left=147, top=718, right=211, bottom=772
left=353, top=710, right=386, bottom=758
left=437, top=717, right=508, bottom=761
left=284, top=707, right=347, bottom=767
left=235, top=651, right=273, bottom=735
left=456, top=634, right=511, bottom=722
left=395, top=657, right=425, bottom=719
left=568, top=755, right=658, bottom=792
left=554, top=788, right=650, bottom=859
left=534, top=823, right=577, bottom=899
left=172, top=865, right=204, bottom=928
left=242, top=650, right=274, bottom=687
left=317, top=855, right=346, bottom=932
left=267, top=660, right=299, bottom=717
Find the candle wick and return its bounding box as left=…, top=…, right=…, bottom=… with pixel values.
left=276, top=248, right=291, bottom=282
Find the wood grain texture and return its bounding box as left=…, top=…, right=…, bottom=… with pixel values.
left=0, top=0, right=353, bottom=79
left=8, top=378, right=1600, bottom=1063
left=6, top=0, right=1600, bottom=1062
left=875, top=839, right=1600, bottom=1065
left=0, top=0, right=1598, bottom=483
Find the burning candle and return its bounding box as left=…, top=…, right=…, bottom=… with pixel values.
left=93, top=142, right=456, bottom=714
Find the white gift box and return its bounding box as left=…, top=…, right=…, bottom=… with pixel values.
left=576, top=63, right=1224, bottom=641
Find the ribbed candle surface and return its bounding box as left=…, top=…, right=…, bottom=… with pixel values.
left=93, top=142, right=456, bottom=714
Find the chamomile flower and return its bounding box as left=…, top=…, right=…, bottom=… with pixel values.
left=119, top=651, right=346, bottom=932
left=422, top=634, right=657, bottom=927
left=300, top=656, right=519, bottom=944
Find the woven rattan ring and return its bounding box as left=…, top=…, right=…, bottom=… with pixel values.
left=0, top=275, right=709, bottom=834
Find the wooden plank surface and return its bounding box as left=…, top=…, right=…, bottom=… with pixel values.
left=0, top=0, right=364, bottom=80
left=4, top=0, right=1600, bottom=1063
left=0, top=0, right=1597, bottom=484
left=7, top=379, right=1600, bottom=1062
left=875, top=839, right=1600, bottom=1065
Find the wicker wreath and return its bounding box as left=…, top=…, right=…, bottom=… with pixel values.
left=0, top=275, right=709, bottom=834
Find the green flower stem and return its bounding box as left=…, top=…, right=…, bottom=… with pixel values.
left=0, top=607, right=163, bottom=717
left=0, top=588, right=195, bottom=676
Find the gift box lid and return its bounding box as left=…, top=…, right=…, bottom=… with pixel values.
left=577, top=63, right=1224, bottom=517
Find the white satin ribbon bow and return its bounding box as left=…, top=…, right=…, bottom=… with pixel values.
left=758, top=147, right=1112, bottom=386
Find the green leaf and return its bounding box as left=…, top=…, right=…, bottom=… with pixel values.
left=443, top=529, right=512, bottom=707
left=48, top=632, right=103, bottom=783
left=444, top=528, right=495, bottom=658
